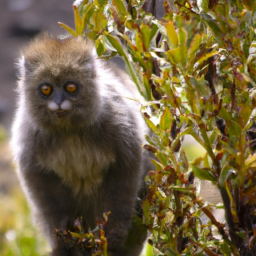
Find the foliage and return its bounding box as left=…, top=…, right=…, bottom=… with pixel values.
left=60, top=0, right=256, bottom=255
left=0, top=188, right=48, bottom=256
left=54, top=214, right=110, bottom=256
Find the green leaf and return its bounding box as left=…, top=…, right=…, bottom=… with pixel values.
left=58, top=22, right=78, bottom=36
left=81, top=3, right=95, bottom=29
left=156, top=151, right=168, bottom=166
left=219, top=107, right=231, bottom=121
left=195, top=49, right=218, bottom=65
left=95, top=37, right=105, bottom=56
left=188, top=34, right=201, bottom=60
left=103, top=33, right=146, bottom=99
left=188, top=76, right=211, bottom=96
left=144, top=117, right=158, bottom=133
left=219, top=164, right=232, bottom=187
left=192, top=166, right=217, bottom=182
left=150, top=23, right=159, bottom=42
left=245, top=153, right=256, bottom=168
left=169, top=186, right=194, bottom=194
left=178, top=27, right=187, bottom=45
left=166, top=47, right=181, bottom=64
left=121, top=34, right=147, bottom=70
left=159, top=107, right=171, bottom=130
left=165, top=21, right=178, bottom=48
left=112, top=0, right=128, bottom=15
left=166, top=0, right=178, bottom=12
left=140, top=23, right=151, bottom=50
left=142, top=199, right=151, bottom=225
left=201, top=13, right=223, bottom=40
left=135, top=32, right=144, bottom=53
left=73, top=5, right=83, bottom=34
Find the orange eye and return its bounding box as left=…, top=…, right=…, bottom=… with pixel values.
left=65, top=83, right=77, bottom=93
left=40, top=84, right=52, bottom=96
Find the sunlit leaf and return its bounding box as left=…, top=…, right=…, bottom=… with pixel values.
left=166, top=47, right=181, bottom=64
left=73, top=5, right=83, bottom=34
left=165, top=21, right=178, bottom=48
left=192, top=166, right=217, bottom=182
left=58, top=22, right=78, bottom=36
left=159, top=107, right=171, bottom=131
left=112, top=0, right=128, bottom=15
left=81, top=3, right=95, bottom=29
left=178, top=27, right=187, bottom=45
left=95, top=37, right=105, bottom=56
left=140, top=23, right=151, bottom=50
left=188, top=34, right=201, bottom=60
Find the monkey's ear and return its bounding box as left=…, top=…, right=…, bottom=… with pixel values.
left=17, top=54, right=40, bottom=79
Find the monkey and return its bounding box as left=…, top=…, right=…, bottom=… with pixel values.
left=11, top=34, right=153, bottom=256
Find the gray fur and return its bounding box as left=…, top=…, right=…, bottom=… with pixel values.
left=11, top=34, right=151, bottom=256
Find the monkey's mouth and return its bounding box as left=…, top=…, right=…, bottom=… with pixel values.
left=54, top=110, right=68, bottom=118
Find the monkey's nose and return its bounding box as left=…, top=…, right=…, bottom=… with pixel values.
left=54, top=110, right=68, bottom=118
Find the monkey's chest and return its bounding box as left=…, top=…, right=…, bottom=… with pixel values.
left=38, top=137, right=115, bottom=195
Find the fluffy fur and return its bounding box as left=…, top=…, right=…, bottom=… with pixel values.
left=11, top=34, right=152, bottom=256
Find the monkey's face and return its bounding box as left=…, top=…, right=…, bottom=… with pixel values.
left=18, top=36, right=102, bottom=131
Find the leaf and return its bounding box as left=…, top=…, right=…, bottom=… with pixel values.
left=142, top=199, right=151, bottom=225
left=140, top=23, right=151, bottom=50
left=81, top=3, right=95, bottom=29
left=219, top=164, right=232, bottom=187
left=188, top=34, right=201, bottom=60
left=192, top=166, right=217, bottom=182
left=95, top=37, right=105, bottom=56
left=165, top=21, right=178, bottom=48
left=243, top=0, right=255, bottom=11
left=219, top=107, right=231, bottom=121
left=178, top=27, right=187, bottom=45
left=188, top=76, right=210, bottom=96
left=195, top=49, right=218, bottom=65
left=245, top=153, right=256, bottom=168
left=121, top=34, right=147, bottom=69
left=169, top=186, right=194, bottom=194
left=159, top=107, right=171, bottom=130
left=112, top=0, right=128, bottom=15
left=135, top=32, right=144, bottom=53
left=166, top=0, right=178, bottom=12
left=156, top=151, right=168, bottom=166
left=73, top=5, right=83, bottom=34
left=166, top=47, right=181, bottom=64
left=144, top=116, right=158, bottom=133
left=201, top=13, right=223, bottom=39
left=103, top=33, right=145, bottom=98
left=58, top=22, right=78, bottom=37
left=150, top=23, right=159, bottom=41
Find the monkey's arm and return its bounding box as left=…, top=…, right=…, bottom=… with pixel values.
left=19, top=165, right=80, bottom=255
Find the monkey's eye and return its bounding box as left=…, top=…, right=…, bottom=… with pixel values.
left=40, top=84, right=53, bottom=96
left=65, top=83, right=77, bottom=93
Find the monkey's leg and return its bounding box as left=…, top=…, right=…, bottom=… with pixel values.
left=100, top=158, right=144, bottom=256
left=123, top=216, right=148, bottom=256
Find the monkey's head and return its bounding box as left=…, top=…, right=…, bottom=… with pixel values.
left=17, top=34, right=104, bottom=131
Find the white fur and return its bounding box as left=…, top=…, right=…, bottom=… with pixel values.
left=47, top=101, right=59, bottom=111
left=37, top=136, right=115, bottom=195
left=17, top=55, right=26, bottom=79
left=60, top=100, right=72, bottom=110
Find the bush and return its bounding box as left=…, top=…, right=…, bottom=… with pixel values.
left=60, top=0, right=256, bottom=255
